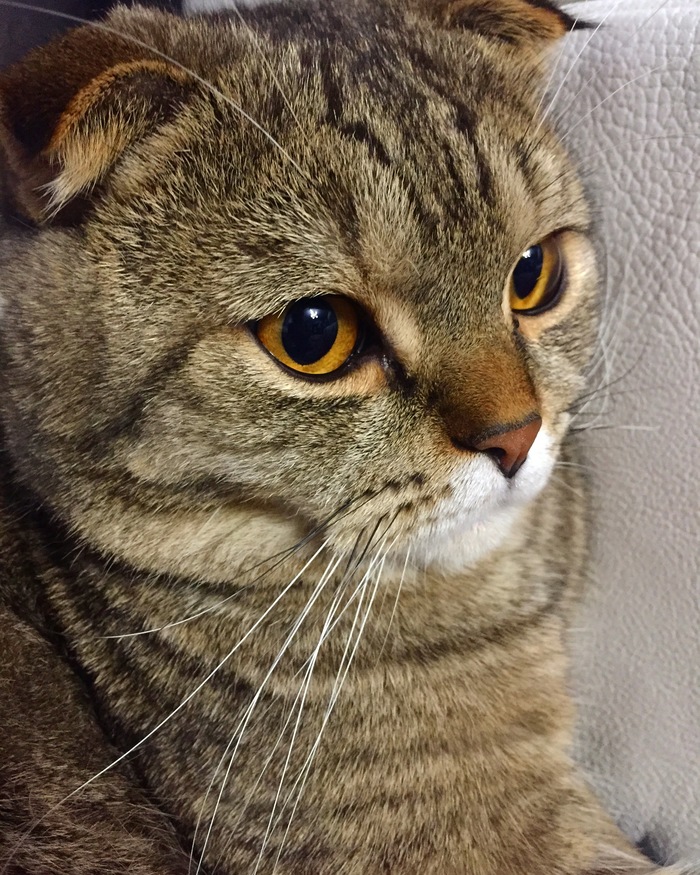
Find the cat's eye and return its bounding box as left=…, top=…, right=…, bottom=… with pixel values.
left=255, top=295, right=363, bottom=376
left=509, top=236, right=565, bottom=315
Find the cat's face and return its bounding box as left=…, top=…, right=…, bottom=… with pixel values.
left=0, top=0, right=597, bottom=579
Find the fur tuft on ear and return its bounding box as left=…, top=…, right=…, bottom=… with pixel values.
left=0, top=24, right=192, bottom=224
left=412, top=0, right=588, bottom=52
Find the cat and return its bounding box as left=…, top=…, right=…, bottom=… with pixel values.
left=0, top=1, right=689, bottom=873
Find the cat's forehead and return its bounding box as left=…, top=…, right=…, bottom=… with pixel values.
left=92, top=4, right=588, bottom=337
left=186, top=83, right=581, bottom=318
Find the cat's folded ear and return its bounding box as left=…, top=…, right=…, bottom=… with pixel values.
left=413, top=0, right=587, bottom=52
left=0, top=26, right=193, bottom=224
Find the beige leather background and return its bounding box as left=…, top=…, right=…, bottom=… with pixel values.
left=559, top=0, right=699, bottom=865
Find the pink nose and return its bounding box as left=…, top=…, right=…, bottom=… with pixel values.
left=469, top=416, right=542, bottom=479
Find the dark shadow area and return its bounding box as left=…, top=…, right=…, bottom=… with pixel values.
left=1, top=0, right=182, bottom=70
left=637, top=832, right=669, bottom=867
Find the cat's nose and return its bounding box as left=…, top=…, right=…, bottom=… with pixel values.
left=464, top=415, right=542, bottom=479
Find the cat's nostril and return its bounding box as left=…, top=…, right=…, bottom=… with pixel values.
left=482, top=446, right=508, bottom=470
left=457, top=415, right=542, bottom=479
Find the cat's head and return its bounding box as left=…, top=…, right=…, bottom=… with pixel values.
left=0, top=0, right=597, bottom=582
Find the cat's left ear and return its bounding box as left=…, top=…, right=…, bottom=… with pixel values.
left=0, top=24, right=193, bottom=224
left=414, top=0, right=587, bottom=52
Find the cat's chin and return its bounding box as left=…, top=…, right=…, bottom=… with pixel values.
left=408, top=503, right=528, bottom=573
left=407, top=428, right=558, bottom=573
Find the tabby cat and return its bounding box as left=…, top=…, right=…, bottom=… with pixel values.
left=0, top=1, right=683, bottom=873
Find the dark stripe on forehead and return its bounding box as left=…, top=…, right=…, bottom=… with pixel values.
left=318, top=49, right=344, bottom=125
left=514, top=136, right=551, bottom=202
left=402, top=44, right=497, bottom=208
left=453, top=100, right=495, bottom=206
left=318, top=48, right=394, bottom=173
left=317, top=53, right=393, bottom=171
left=313, top=29, right=502, bottom=236
left=400, top=175, right=441, bottom=239
left=441, top=145, right=471, bottom=224
left=338, top=121, right=393, bottom=169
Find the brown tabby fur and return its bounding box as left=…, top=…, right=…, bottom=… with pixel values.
left=0, top=1, right=683, bottom=873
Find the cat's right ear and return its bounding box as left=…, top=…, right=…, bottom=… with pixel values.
left=411, top=0, right=588, bottom=55
left=0, top=26, right=193, bottom=225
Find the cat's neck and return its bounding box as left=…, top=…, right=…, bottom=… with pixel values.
left=26, top=482, right=590, bottom=875
left=0, top=460, right=596, bottom=875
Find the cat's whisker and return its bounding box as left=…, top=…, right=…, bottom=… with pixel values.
left=571, top=423, right=658, bottom=434
left=560, top=63, right=666, bottom=144
left=290, top=515, right=403, bottom=680
left=100, top=487, right=388, bottom=638
left=221, top=1, right=309, bottom=142
left=525, top=0, right=679, bottom=170
left=319, top=528, right=401, bottom=672
left=571, top=381, right=662, bottom=420
left=584, top=231, right=616, bottom=428
left=550, top=473, right=586, bottom=501
left=269, top=590, right=375, bottom=873
left=557, top=96, right=695, bottom=163
left=227, top=527, right=372, bottom=856
left=635, top=0, right=675, bottom=31
left=222, top=667, right=311, bottom=848
left=14, top=499, right=390, bottom=869
left=204, top=517, right=397, bottom=871
left=532, top=0, right=626, bottom=140
left=251, top=556, right=354, bottom=875
left=343, top=513, right=390, bottom=577
left=584, top=327, right=620, bottom=430
left=370, top=525, right=410, bottom=645
left=529, top=7, right=585, bottom=134
left=604, top=245, right=655, bottom=377
left=573, top=349, right=650, bottom=432
left=192, top=550, right=344, bottom=875
left=271, top=534, right=398, bottom=872
left=555, top=460, right=592, bottom=472
left=577, top=244, right=649, bottom=430
left=377, top=543, right=412, bottom=663
left=551, top=0, right=676, bottom=136
left=536, top=135, right=699, bottom=204
left=3, top=538, right=335, bottom=875
left=575, top=347, right=648, bottom=414
left=271, top=583, right=373, bottom=871
left=0, top=0, right=307, bottom=177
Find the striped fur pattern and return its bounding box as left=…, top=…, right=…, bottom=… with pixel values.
left=0, top=1, right=683, bottom=873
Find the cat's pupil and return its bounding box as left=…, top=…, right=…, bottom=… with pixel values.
left=281, top=298, right=339, bottom=365
left=512, top=245, right=544, bottom=299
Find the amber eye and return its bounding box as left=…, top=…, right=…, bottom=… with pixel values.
left=255, top=295, right=362, bottom=376
left=509, top=236, right=565, bottom=314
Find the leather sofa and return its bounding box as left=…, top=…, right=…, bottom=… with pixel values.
left=561, top=1, right=699, bottom=865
